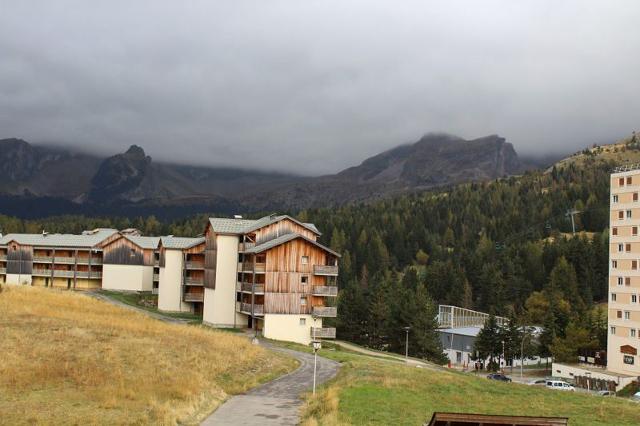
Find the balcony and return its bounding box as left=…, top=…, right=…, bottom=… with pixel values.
left=236, top=302, right=264, bottom=316
left=89, top=272, right=102, bottom=279
left=54, top=257, right=75, bottom=264
left=33, top=256, right=53, bottom=263
left=185, top=261, right=204, bottom=270
left=312, top=306, right=337, bottom=317
left=237, top=262, right=266, bottom=273
left=310, top=327, right=336, bottom=339
left=236, top=282, right=265, bottom=294
left=0, top=267, right=6, bottom=274
left=152, top=287, right=159, bottom=295
left=184, top=277, right=204, bottom=286
left=313, top=265, right=339, bottom=276
left=0, top=255, right=6, bottom=261
left=153, top=273, right=159, bottom=281
left=184, top=292, right=204, bottom=303
left=53, top=270, right=75, bottom=278
left=238, top=242, right=256, bottom=252
left=312, top=286, right=338, bottom=297
left=76, top=257, right=102, bottom=265
left=32, top=269, right=52, bottom=277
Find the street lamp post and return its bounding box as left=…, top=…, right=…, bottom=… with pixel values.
left=403, top=327, right=411, bottom=360
left=312, top=341, right=322, bottom=395
left=501, top=340, right=505, bottom=373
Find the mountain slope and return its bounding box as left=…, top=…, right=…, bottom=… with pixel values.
left=0, top=133, right=528, bottom=217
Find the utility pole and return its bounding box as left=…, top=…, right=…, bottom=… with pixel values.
left=312, top=341, right=321, bottom=394
left=403, top=327, right=411, bottom=360
left=520, top=327, right=530, bottom=380
left=565, top=209, right=580, bottom=235
left=501, top=340, right=505, bottom=373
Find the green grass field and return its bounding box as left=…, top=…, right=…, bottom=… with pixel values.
left=98, top=289, right=203, bottom=322
left=301, top=346, right=640, bottom=426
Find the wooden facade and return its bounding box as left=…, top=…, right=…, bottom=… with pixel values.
left=102, top=236, right=155, bottom=266
left=204, top=226, right=217, bottom=290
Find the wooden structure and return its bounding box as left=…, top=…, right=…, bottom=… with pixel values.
left=427, top=412, right=568, bottom=426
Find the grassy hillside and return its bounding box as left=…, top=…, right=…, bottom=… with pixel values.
left=301, top=348, right=640, bottom=426
left=552, top=136, right=640, bottom=171
left=0, top=285, right=296, bottom=425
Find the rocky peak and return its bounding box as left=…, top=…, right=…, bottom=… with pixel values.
left=88, top=145, right=152, bottom=202
left=0, top=138, right=40, bottom=181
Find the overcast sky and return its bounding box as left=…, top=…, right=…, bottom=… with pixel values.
left=1, top=1, right=639, bottom=175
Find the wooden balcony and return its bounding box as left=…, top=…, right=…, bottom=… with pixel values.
left=312, top=286, right=338, bottom=296
left=184, top=277, right=204, bottom=286
left=236, top=282, right=265, bottom=294
left=153, top=273, right=159, bottom=281
left=313, top=265, right=339, bottom=276
left=152, top=287, right=159, bottom=295
left=32, top=269, right=52, bottom=277
left=312, top=306, right=337, bottom=317
left=54, top=257, right=75, bottom=264
left=0, top=267, right=6, bottom=274
left=236, top=302, right=264, bottom=316
left=89, top=272, right=102, bottom=279
left=184, top=292, right=204, bottom=303
left=53, top=270, right=75, bottom=278
left=310, top=327, right=336, bottom=339
left=76, top=257, right=102, bottom=265
left=33, top=256, right=53, bottom=263
left=185, top=261, right=204, bottom=270
left=238, top=242, right=256, bottom=252
left=237, top=262, right=266, bottom=273
left=0, top=255, right=7, bottom=261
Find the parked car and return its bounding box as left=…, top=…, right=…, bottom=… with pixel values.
left=546, top=380, right=575, bottom=391
left=630, top=391, right=640, bottom=402
left=528, top=378, right=548, bottom=386
left=487, top=373, right=512, bottom=382
left=597, top=390, right=614, bottom=397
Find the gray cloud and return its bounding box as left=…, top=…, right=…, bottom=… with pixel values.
left=1, top=0, right=639, bottom=175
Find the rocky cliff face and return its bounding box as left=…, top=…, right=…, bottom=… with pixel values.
left=89, top=145, right=152, bottom=202
left=0, top=138, right=44, bottom=182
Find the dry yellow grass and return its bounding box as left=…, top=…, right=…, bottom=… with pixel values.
left=0, top=285, right=296, bottom=425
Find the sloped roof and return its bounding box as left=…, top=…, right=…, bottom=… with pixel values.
left=0, top=228, right=119, bottom=248
left=243, top=233, right=340, bottom=257
left=208, top=214, right=321, bottom=236
left=161, top=236, right=205, bottom=249
left=124, top=235, right=161, bottom=250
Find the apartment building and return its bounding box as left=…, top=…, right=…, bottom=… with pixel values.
left=0, top=214, right=340, bottom=345
left=203, top=215, right=339, bottom=344
left=0, top=229, right=119, bottom=289
left=608, top=165, right=640, bottom=375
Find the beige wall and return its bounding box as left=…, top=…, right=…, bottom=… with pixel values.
left=552, top=362, right=635, bottom=391
left=263, top=314, right=322, bottom=345
left=102, top=264, right=153, bottom=292
left=158, top=249, right=191, bottom=312
left=5, top=273, right=31, bottom=286
left=203, top=235, right=240, bottom=327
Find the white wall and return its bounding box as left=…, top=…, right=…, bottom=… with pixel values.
left=158, top=250, right=191, bottom=312
left=5, top=273, right=31, bottom=286
left=263, top=314, right=322, bottom=345
left=203, top=235, right=239, bottom=327
left=102, top=264, right=153, bottom=292
left=552, top=362, right=635, bottom=391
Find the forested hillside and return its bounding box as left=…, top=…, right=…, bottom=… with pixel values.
left=1, top=140, right=638, bottom=363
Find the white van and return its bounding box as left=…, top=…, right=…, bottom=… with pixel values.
left=546, top=380, right=575, bottom=391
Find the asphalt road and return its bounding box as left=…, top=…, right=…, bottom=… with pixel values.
left=202, top=344, right=339, bottom=426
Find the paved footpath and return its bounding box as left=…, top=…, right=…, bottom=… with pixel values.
left=202, top=344, right=339, bottom=426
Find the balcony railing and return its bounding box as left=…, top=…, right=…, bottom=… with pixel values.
left=310, top=327, right=336, bottom=339
left=53, top=270, right=75, bottom=278
left=184, top=292, right=204, bottom=303
left=76, top=257, right=102, bottom=265
left=184, top=277, right=204, bottom=286
left=238, top=262, right=265, bottom=272
left=238, top=242, right=256, bottom=251
left=313, top=265, right=339, bottom=276
left=33, top=256, right=53, bottom=263
left=153, top=273, right=159, bottom=281
left=312, top=286, right=338, bottom=296
left=0, top=267, right=6, bottom=274
left=89, top=272, right=102, bottom=279
left=236, top=282, right=265, bottom=293
left=32, top=269, right=52, bottom=277
left=152, top=287, right=159, bottom=295
left=237, top=302, right=264, bottom=316
left=54, top=257, right=75, bottom=264
left=312, top=306, right=337, bottom=317
left=0, top=255, right=7, bottom=261
left=185, top=261, right=204, bottom=270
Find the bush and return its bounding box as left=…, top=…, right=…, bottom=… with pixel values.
left=617, top=381, right=639, bottom=398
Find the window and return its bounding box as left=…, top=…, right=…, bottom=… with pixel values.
left=625, top=311, right=631, bottom=320
left=626, top=277, right=632, bottom=286
left=611, top=326, right=617, bottom=335
left=620, top=177, right=626, bottom=186
left=619, top=243, right=624, bottom=252
left=618, top=277, right=624, bottom=286
left=613, top=195, right=619, bottom=203
left=628, top=210, right=633, bottom=219
left=635, top=193, right=639, bottom=202
left=301, top=275, right=308, bottom=284
left=634, top=227, right=639, bottom=236
left=634, top=261, right=639, bottom=270
left=631, top=329, right=637, bottom=338
left=613, top=260, right=618, bottom=268
left=300, top=297, right=307, bottom=306
left=301, top=255, right=309, bottom=265
left=619, top=211, right=624, bottom=220
left=627, top=243, right=632, bottom=253
left=617, top=310, right=623, bottom=319
left=612, top=293, right=617, bottom=302
left=613, top=227, right=618, bottom=236
left=632, top=294, right=637, bottom=303
left=299, top=318, right=306, bottom=326
left=628, top=177, right=633, bottom=185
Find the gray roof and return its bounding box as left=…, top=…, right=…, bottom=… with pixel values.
left=0, top=228, right=119, bottom=248
left=244, top=233, right=340, bottom=257
left=208, top=214, right=321, bottom=236
left=124, top=235, right=161, bottom=250
left=161, top=236, right=205, bottom=249
left=437, top=326, right=482, bottom=337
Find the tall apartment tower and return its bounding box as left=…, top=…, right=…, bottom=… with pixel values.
left=608, top=166, right=640, bottom=375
